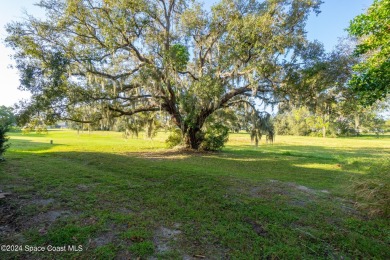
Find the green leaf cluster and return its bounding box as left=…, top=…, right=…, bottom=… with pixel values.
left=0, top=125, right=10, bottom=161
left=348, top=0, right=390, bottom=105
left=169, top=44, right=189, bottom=71
left=200, top=123, right=229, bottom=151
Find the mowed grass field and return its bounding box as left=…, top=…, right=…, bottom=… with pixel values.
left=0, top=130, right=389, bottom=259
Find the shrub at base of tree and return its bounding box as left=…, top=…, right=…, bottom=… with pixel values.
left=0, top=125, right=10, bottom=161
left=165, top=124, right=229, bottom=151
left=200, top=124, right=229, bottom=151
left=165, top=129, right=183, bottom=148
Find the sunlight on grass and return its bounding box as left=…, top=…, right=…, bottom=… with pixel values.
left=1, top=130, right=389, bottom=259
left=293, top=163, right=343, bottom=172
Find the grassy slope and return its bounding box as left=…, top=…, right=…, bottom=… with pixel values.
left=0, top=130, right=389, bottom=259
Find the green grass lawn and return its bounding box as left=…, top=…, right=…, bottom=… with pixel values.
left=1, top=130, right=389, bottom=259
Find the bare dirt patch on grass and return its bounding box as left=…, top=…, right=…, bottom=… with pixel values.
left=234, top=178, right=365, bottom=222
left=243, top=217, right=268, bottom=237
left=31, top=198, right=55, bottom=206
left=89, top=230, right=116, bottom=248
left=231, top=178, right=362, bottom=218
left=0, top=196, right=19, bottom=239
left=153, top=225, right=182, bottom=254
left=150, top=224, right=224, bottom=259
left=248, top=179, right=330, bottom=204
left=0, top=190, right=75, bottom=242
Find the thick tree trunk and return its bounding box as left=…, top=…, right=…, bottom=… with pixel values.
left=184, top=127, right=203, bottom=150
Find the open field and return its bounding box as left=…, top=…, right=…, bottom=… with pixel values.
left=1, top=130, right=389, bottom=259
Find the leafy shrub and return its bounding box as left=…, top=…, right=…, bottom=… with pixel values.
left=0, top=124, right=10, bottom=161
left=165, top=128, right=182, bottom=148
left=200, top=123, right=229, bottom=151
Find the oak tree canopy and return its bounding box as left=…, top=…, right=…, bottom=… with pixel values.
left=6, top=0, right=322, bottom=149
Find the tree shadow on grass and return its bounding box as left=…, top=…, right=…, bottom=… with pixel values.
left=3, top=145, right=370, bottom=197
left=3, top=138, right=387, bottom=193
left=1, top=142, right=389, bottom=259
left=225, top=143, right=389, bottom=161
left=7, top=136, right=67, bottom=154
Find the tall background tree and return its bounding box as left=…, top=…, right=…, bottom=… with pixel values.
left=273, top=37, right=389, bottom=138
left=6, top=0, right=322, bottom=149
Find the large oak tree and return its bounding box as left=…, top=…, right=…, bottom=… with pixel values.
left=6, top=0, right=321, bottom=149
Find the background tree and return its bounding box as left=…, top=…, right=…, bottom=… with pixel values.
left=276, top=39, right=360, bottom=137
left=0, top=106, right=16, bottom=126
left=348, top=0, right=390, bottom=105
left=274, top=100, right=389, bottom=137
left=274, top=106, right=311, bottom=136
left=6, top=0, right=322, bottom=149
left=273, top=38, right=388, bottom=138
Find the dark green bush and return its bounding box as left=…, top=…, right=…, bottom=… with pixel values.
left=201, top=123, right=229, bottom=151
left=0, top=124, right=10, bottom=161
left=165, top=128, right=182, bottom=148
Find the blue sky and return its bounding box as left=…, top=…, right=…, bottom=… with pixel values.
left=306, top=0, right=372, bottom=50
left=0, top=0, right=373, bottom=107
